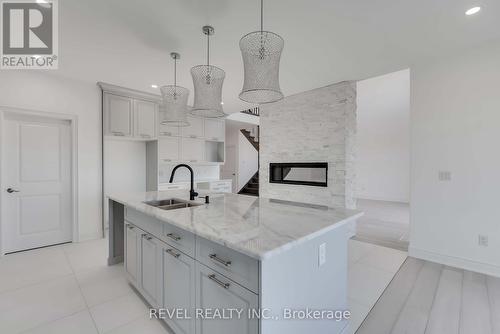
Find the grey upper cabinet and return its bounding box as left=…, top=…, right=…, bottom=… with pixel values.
left=196, top=263, right=259, bottom=334
left=204, top=119, right=225, bottom=142
left=104, top=93, right=133, bottom=137
left=124, top=223, right=139, bottom=285
left=140, top=232, right=162, bottom=308
left=181, top=116, right=204, bottom=138
left=134, top=99, right=157, bottom=139
left=162, top=244, right=196, bottom=334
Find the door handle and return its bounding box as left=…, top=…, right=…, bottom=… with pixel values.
left=6, top=188, right=20, bottom=193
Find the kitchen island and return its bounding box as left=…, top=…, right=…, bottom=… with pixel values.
left=107, top=190, right=362, bottom=334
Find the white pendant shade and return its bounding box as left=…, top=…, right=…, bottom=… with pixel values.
left=191, top=26, right=226, bottom=118
left=160, top=85, right=190, bottom=126
left=239, top=0, right=284, bottom=104
left=161, top=52, right=190, bottom=126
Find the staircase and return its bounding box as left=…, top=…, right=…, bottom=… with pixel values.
left=239, top=172, right=259, bottom=196
left=238, top=128, right=260, bottom=197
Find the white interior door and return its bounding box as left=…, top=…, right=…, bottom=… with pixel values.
left=2, top=114, right=73, bottom=253
left=221, top=145, right=237, bottom=193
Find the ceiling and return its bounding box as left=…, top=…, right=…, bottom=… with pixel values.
left=55, top=0, right=500, bottom=114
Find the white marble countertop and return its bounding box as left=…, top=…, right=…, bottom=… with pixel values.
left=107, top=191, right=363, bottom=260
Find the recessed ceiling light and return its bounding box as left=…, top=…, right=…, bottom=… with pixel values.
left=466, top=6, right=481, bottom=15
left=220, top=102, right=224, bottom=105
left=36, top=0, right=47, bottom=3
left=151, top=84, right=158, bottom=89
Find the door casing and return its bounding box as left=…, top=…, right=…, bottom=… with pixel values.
left=0, top=106, right=79, bottom=256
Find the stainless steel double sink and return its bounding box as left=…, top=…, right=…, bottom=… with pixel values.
left=143, top=198, right=202, bottom=211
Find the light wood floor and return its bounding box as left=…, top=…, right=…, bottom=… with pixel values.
left=357, top=257, right=500, bottom=334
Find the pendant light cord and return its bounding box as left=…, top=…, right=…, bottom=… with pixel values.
left=207, top=33, right=210, bottom=67
left=260, top=0, right=263, bottom=33
left=174, top=57, right=177, bottom=87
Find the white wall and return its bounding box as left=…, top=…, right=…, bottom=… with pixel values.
left=356, top=69, right=410, bottom=202
left=0, top=72, right=102, bottom=241
left=410, top=42, right=500, bottom=276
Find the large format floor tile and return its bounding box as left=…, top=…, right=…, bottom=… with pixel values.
left=89, top=292, right=149, bottom=333
left=75, top=263, right=133, bottom=307
left=0, top=275, right=87, bottom=333
left=0, top=246, right=73, bottom=294
left=22, top=310, right=98, bottom=334
left=106, top=315, right=172, bottom=334
left=63, top=238, right=108, bottom=273
left=348, top=260, right=398, bottom=306
left=357, top=244, right=407, bottom=273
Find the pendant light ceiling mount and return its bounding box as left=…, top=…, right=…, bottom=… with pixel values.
left=239, top=0, right=284, bottom=104
left=191, top=25, right=226, bottom=118
left=160, top=51, right=190, bottom=127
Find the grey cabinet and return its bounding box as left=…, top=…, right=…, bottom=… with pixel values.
left=134, top=99, right=157, bottom=139
left=196, top=263, right=259, bottom=334
left=124, top=223, right=139, bottom=285
left=162, top=244, right=196, bottom=334
left=140, top=232, right=162, bottom=308
left=104, top=94, right=133, bottom=137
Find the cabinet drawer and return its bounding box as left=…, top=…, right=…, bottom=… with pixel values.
left=196, top=237, right=259, bottom=293
left=162, top=222, right=195, bottom=257
left=125, top=208, right=162, bottom=236
left=158, top=183, right=190, bottom=191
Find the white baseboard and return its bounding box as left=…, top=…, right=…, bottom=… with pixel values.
left=409, top=246, right=500, bottom=278
left=355, top=195, right=409, bottom=204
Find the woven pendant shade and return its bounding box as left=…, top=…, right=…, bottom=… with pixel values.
left=191, top=26, right=226, bottom=118
left=239, top=31, right=284, bottom=104
left=239, top=0, right=284, bottom=104
left=160, top=85, right=190, bottom=126
left=161, top=52, right=190, bottom=126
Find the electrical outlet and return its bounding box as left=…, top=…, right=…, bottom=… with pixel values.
left=478, top=235, right=488, bottom=247
left=319, top=243, right=326, bottom=267
left=438, top=171, right=452, bottom=181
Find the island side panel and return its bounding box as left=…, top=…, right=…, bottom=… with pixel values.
left=108, top=199, right=124, bottom=265
left=260, top=223, right=350, bottom=334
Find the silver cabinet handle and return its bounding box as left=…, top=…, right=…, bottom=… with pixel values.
left=166, top=233, right=181, bottom=241
left=140, top=134, right=151, bottom=138
left=142, top=234, right=152, bottom=241
left=189, top=160, right=197, bottom=162
left=209, top=254, right=231, bottom=267
left=161, top=132, right=172, bottom=136
left=6, top=188, right=20, bottom=193
left=166, top=249, right=180, bottom=258
left=126, top=224, right=134, bottom=230
left=212, top=137, right=218, bottom=141
left=163, top=159, right=172, bottom=162
left=112, top=132, right=125, bottom=136
left=208, top=274, right=230, bottom=289
left=189, top=135, right=197, bottom=138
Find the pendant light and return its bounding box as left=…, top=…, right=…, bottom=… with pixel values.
left=239, top=0, right=284, bottom=104
left=191, top=26, right=226, bottom=118
left=160, top=52, right=190, bottom=126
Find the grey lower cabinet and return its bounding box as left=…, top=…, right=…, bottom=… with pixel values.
left=195, top=263, right=259, bottom=334
left=124, top=223, right=139, bottom=285
left=162, top=243, right=196, bottom=334
left=124, top=219, right=259, bottom=334
left=139, top=232, right=162, bottom=308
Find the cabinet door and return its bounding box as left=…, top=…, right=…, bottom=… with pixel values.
left=196, top=263, right=258, bottom=334
left=204, top=119, right=225, bottom=141
left=159, top=122, right=181, bottom=137
left=134, top=100, right=157, bottom=139
left=104, top=93, right=133, bottom=137
left=125, top=223, right=139, bottom=286
left=181, top=116, right=204, bottom=138
left=140, top=233, right=162, bottom=308
left=158, top=137, right=180, bottom=163
left=162, top=245, right=196, bottom=334
left=181, top=138, right=204, bottom=163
